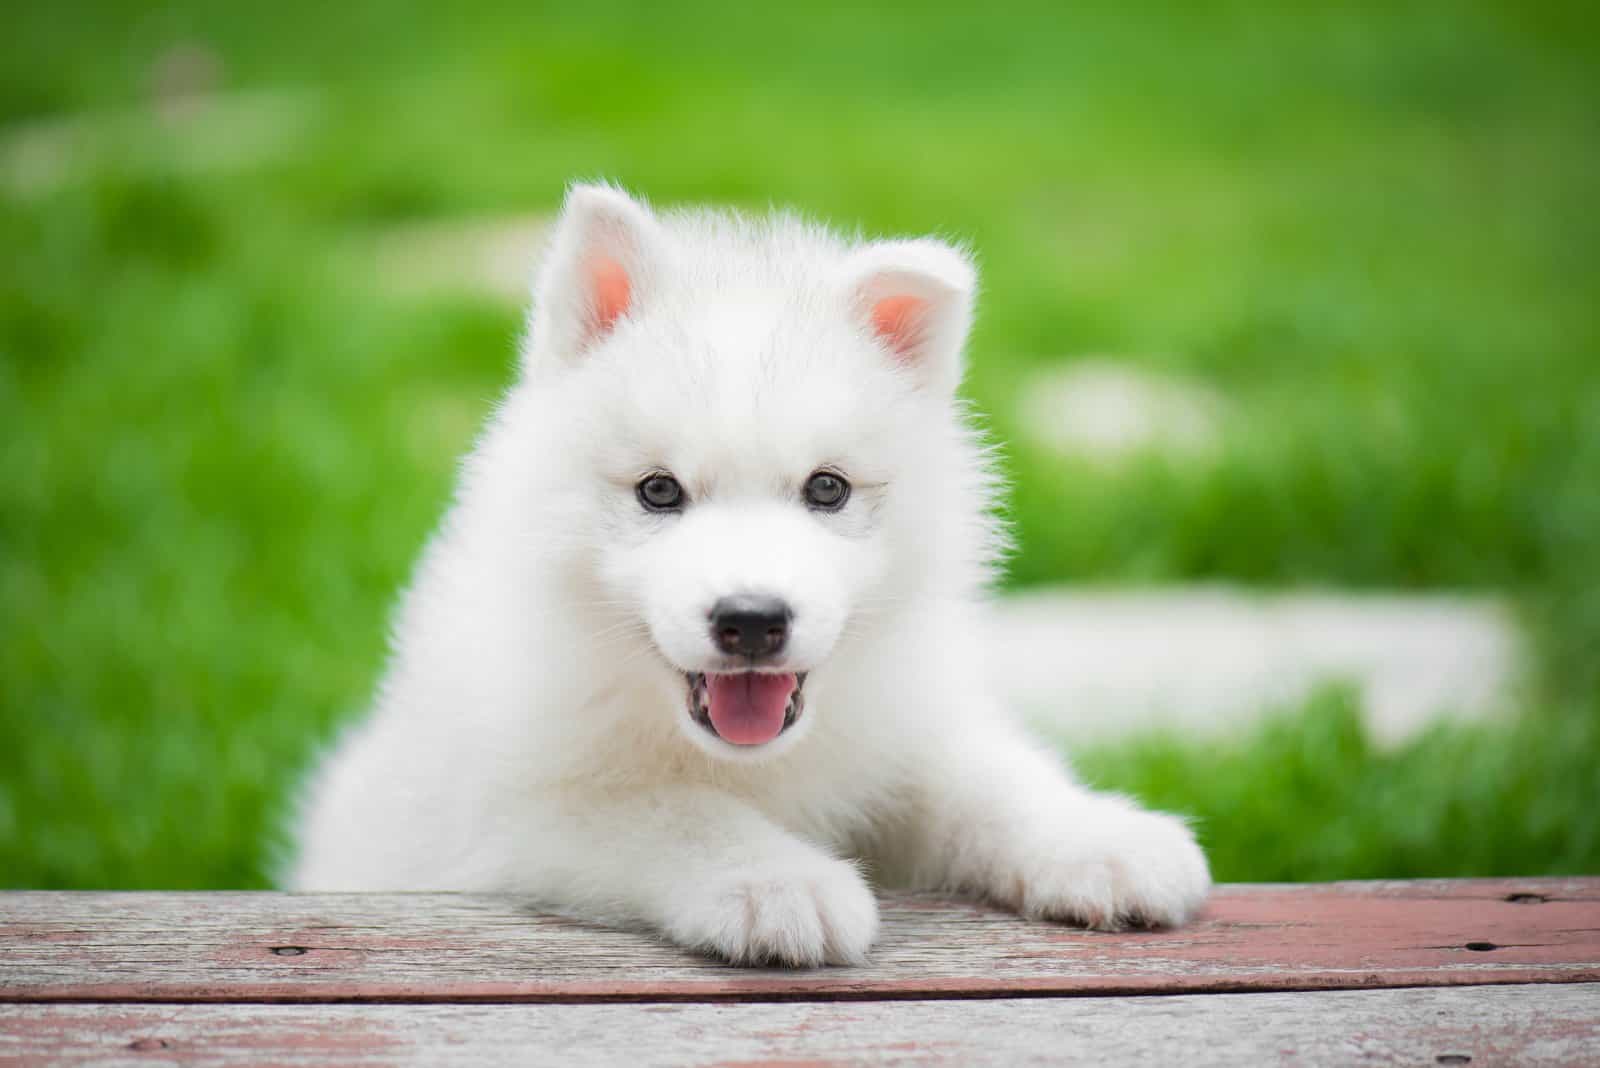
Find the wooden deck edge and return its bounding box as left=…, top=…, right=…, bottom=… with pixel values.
left=5, top=986, right=1598, bottom=1066
left=7, top=878, right=1597, bottom=1005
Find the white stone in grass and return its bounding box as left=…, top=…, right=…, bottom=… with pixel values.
left=986, top=588, right=1519, bottom=747
left=369, top=215, right=552, bottom=300
left=0, top=88, right=315, bottom=196
left=1016, top=359, right=1224, bottom=460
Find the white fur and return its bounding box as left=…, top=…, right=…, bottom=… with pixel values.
left=289, top=184, right=1209, bottom=965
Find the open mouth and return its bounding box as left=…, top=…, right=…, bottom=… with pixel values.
left=686, top=671, right=807, bottom=746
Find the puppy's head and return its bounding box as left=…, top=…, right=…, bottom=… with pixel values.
left=520, top=184, right=988, bottom=760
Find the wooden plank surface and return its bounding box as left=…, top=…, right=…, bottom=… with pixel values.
left=2, top=984, right=1596, bottom=1067
left=3, top=878, right=1597, bottom=1002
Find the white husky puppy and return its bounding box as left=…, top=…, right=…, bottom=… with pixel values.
left=290, top=184, right=1210, bottom=965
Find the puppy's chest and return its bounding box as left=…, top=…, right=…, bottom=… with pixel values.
left=732, top=755, right=904, bottom=849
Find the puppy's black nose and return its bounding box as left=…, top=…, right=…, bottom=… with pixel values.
left=710, top=594, right=791, bottom=658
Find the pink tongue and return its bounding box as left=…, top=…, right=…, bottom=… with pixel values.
left=706, top=672, right=797, bottom=746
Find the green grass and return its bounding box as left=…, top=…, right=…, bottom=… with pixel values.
left=2, top=1, right=1597, bottom=888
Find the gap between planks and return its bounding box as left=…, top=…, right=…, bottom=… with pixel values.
left=10, top=976, right=1600, bottom=1008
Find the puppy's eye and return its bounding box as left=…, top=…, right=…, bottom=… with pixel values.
left=803, top=470, right=850, bottom=511
left=637, top=473, right=685, bottom=512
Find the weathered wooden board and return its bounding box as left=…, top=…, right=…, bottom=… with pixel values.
left=3, top=879, right=1596, bottom=1002
left=2, top=984, right=1595, bottom=1067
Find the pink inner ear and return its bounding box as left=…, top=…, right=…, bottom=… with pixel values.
left=870, top=294, right=928, bottom=361
left=589, top=255, right=632, bottom=336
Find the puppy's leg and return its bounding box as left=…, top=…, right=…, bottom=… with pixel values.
left=893, top=710, right=1210, bottom=929
left=513, top=785, right=878, bottom=966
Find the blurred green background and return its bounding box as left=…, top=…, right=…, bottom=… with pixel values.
left=2, top=1, right=1597, bottom=889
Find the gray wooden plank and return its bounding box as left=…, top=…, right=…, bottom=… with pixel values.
left=4, top=878, right=1597, bottom=1002
left=2, top=984, right=1596, bottom=1066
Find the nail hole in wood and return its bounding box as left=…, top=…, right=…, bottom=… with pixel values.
left=270, top=945, right=309, bottom=956
left=1464, top=941, right=1497, bottom=952
left=1505, top=892, right=1546, bottom=904
left=128, top=1038, right=172, bottom=1052
left=1436, top=1055, right=1471, bottom=1065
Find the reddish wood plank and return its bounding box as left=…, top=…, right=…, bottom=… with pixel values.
left=1, top=879, right=1596, bottom=1003
left=3, top=985, right=1598, bottom=1067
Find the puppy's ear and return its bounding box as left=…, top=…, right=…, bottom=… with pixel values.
left=838, top=239, right=976, bottom=393
left=525, top=183, right=662, bottom=368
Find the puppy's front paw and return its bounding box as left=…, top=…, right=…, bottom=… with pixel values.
left=1010, top=804, right=1211, bottom=930
left=666, top=856, right=879, bottom=967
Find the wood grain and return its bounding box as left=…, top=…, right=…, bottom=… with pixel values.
left=3, top=878, right=1597, bottom=1003
left=2, top=984, right=1596, bottom=1067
